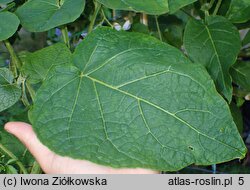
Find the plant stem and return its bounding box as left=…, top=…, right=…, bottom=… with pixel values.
left=88, top=2, right=101, bottom=33
left=155, top=16, right=162, bottom=41
left=140, top=13, right=148, bottom=26
left=205, top=10, right=210, bottom=23
left=4, top=40, right=22, bottom=78
left=0, top=2, right=16, bottom=12
left=213, top=0, right=222, bottom=15
left=101, top=9, right=113, bottom=28
left=21, top=78, right=30, bottom=107
left=61, top=26, right=70, bottom=48
left=3, top=40, right=32, bottom=107
left=208, top=0, right=216, bottom=9
left=26, top=81, right=35, bottom=101
left=0, top=144, right=28, bottom=174
left=212, top=164, right=217, bottom=174
left=112, top=10, right=116, bottom=20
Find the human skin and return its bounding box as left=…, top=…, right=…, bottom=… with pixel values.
left=4, top=122, right=159, bottom=174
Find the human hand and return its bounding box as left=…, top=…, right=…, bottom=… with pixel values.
left=4, top=122, right=158, bottom=174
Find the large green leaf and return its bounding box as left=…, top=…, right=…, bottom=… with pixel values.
left=0, top=68, right=21, bottom=112
left=0, top=12, right=20, bottom=41
left=230, top=61, right=250, bottom=91
left=184, top=16, right=241, bottom=102
left=97, top=0, right=196, bottom=15
left=227, top=0, right=250, bottom=23
left=15, top=0, right=85, bottom=32
left=21, top=43, right=72, bottom=84
left=29, top=28, right=246, bottom=171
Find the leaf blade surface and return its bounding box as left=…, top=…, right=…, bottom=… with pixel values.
left=0, top=11, right=20, bottom=41
left=30, top=28, right=246, bottom=170
left=184, top=16, right=241, bottom=101
left=0, top=68, right=21, bottom=112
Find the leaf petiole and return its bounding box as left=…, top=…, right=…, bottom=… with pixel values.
left=88, top=1, right=102, bottom=33
left=155, top=15, right=162, bottom=41
left=213, top=0, right=222, bottom=15
left=61, top=26, right=70, bottom=48
left=3, top=40, right=22, bottom=78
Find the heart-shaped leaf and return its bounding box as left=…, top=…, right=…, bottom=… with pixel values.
left=29, top=28, right=246, bottom=171
left=97, top=0, right=196, bottom=15
left=15, top=0, right=86, bottom=32
left=184, top=16, right=241, bottom=102
left=227, top=0, right=250, bottom=23
left=0, top=11, right=20, bottom=41
left=0, top=68, right=21, bottom=112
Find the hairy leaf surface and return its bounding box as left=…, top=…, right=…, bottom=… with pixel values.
left=0, top=12, right=20, bottom=41
left=184, top=16, right=241, bottom=102
left=22, top=43, right=72, bottom=84
left=97, top=0, right=196, bottom=15
left=15, top=0, right=85, bottom=32
left=0, top=68, right=21, bottom=112
left=227, top=0, right=250, bottom=23
left=29, top=28, right=246, bottom=171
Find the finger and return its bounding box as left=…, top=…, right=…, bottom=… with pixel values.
left=4, top=122, right=55, bottom=172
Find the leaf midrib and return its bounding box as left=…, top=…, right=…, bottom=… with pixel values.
left=81, top=74, right=244, bottom=157
left=204, top=25, right=227, bottom=91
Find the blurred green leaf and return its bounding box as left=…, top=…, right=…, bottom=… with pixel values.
left=0, top=11, right=20, bottom=41
left=15, top=0, right=86, bottom=32
left=97, top=0, right=169, bottom=15
left=227, top=0, right=250, bottom=23
left=0, top=127, right=34, bottom=169
left=0, top=0, right=13, bottom=5
left=97, top=0, right=197, bottom=15
left=169, top=0, right=197, bottom=13
left=0, top=68, right=21, bottom=112
left=131, top=23, right=149, bottom=34
left=184, top=16, right=241, bottom=101
left=21, top=43, right=72, bottom=85
left=230, top=61, right=250, bottom=91
left=230, top=102, right=243, bottom=134
left=242, top=30, right=250, bottom=46
left=5, top=165, right=18, bottom=174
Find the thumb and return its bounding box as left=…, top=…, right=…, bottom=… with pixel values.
left=4, top=122, right=55, bottom=171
